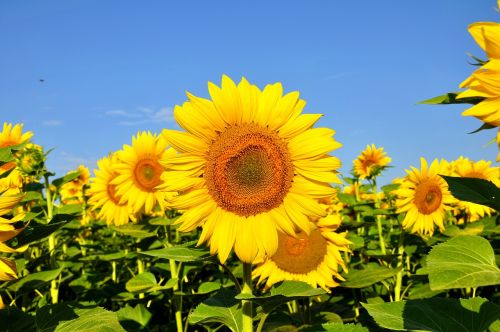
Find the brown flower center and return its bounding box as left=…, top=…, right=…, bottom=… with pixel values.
left=271, top=229, right=327, bottom=274
left=204, top=124, right=294, bottom=217
left=414, top=180, right=443, bottom=214
left=133, top=157, right=163, bottom=192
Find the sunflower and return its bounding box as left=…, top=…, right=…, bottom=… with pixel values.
left=394, top=158, right=455, bottom=236
left=0, top=193, right=25, bottom=281
left=457, top=23, right=500, bottom=126
left=353, top=144, right=391, bottom=179
left=0, top=123, right=33, bottom=194
left=253, top=215, right=350, bottom=291
left=452, top=158, right=500, bottom=221
left=161, top=76, right=342, bottom=263
left=88, top=154, right=135, bottom=226
left=113, top=132, right=173, bottom=215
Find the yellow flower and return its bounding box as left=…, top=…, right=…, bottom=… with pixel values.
left=162, top=76, right=342, bottom=263
left=0, top=123, right=33, bottom=193
left=458, top=23, right=500, bottom=126
left=394, top=158, right=454, bottom=236
left=452, top=158, right=500, bottom=221
left=88, top=154, right=135, bottom=226
left=497, top=129, right=500, bottom=162
left=0, top=194, right=25, bottom=281
left=353, top=144, right=391, bottom=179
left=253, top=215, right=350, bottom=291
left=113, top=132, right=173, bottom=214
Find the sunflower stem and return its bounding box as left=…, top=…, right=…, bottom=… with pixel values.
left=371, top=180, right=386, bottom=255
left=45, top=173, right=58, bottom=304
left=241, top=262, right=253, bottom=332
left=166, top=224, right=183, bottom=332
left=394, top=230, right=405, bottom=301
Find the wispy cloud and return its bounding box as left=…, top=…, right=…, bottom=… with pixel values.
left=104, top=107, right=174, bottom=125
left=42, top=120, right=62, bottom=126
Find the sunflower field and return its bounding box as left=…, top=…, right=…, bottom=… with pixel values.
left=1, top=6, right=500, bottom=332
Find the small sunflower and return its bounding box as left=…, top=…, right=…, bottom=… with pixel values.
left=353, top=144, right=391, bottom=179
left=0, top=123, right=33, bottom=194
left=60, top=166, right=90, bottom=205
left=253, top=215, right=350, bottom=291
left=162, top=76, right=342, bottom=263
left=0, top=193, right=25, bottom=281
left=88, top=154, right=135, bottom=226
left=113, top=132, right=173, bottom=214
left=457, top=23, right=500, bottom=126
left=394, top=158, right=455, bottom=236
left=452, top=158, right=500, bottom=221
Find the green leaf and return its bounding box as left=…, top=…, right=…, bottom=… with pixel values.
left=300, top=323, right=369, bottom=332
left=0, top=306, right=36, bottom=332
left=36, top=302, right=125, bottom=332
left=111, top=223, right=158, bottom=238
left=54, top=204, right=83, bottom=216
left=117, top=304, right=152, bottom=329
left=342, top=264, right=400, bottom=288
left=0, top=143, right=25, bottom=163
left=362, top=297, right=500, bottom=331
left=418, top=92, right=484, bottom=105
left=426, top=235, right=500, bottom=290
left=51, top=171, right=81, bottom=188
left=125, top=272, right=176, bottom=293
left=148, top=216, right=179, bottom=226
left=140, top=245, right=211, bottom=262
left=189, top=288, right=242, bottom=332
left=441, top=176, right=500, bottom=211
left=7, top=268, right=63, bottom=293
left=21, top=191, right=43, bottom=202
left=16, top=220, right=71, bottom=246
left=236, top=281, right=325, bottom=313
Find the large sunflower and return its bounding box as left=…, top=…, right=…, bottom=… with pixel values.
left=353, top=144, right=391, bottom=179
left=88, top=154, right=134, bottom=226
left=252, top=215, right=350, bottom=291
left=0, top=194, right=24, bottom=281
left=452, top=157, right=500, bottom=221
left=394, top=158, right=454, bottom=236
left=161, top=76, right=342, bottom=263
left=113, top=132, right=173, bottom=214
left=457, top=23, right=500, bottom=126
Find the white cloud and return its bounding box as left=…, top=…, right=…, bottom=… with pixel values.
left=104, top=106, right=174, bottom=125
left=42, top=120, right=62, bottom=126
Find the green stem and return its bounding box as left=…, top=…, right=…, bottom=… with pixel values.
left=394, top=231, right=405, bottom=301
left=241, top=262, right=253, bottom=332
left=166, top=224, right=183, bottom=332
left=371, top=180, right=386, bottom=255
left=255, top=312, right=269, bottom=332
left=45, top=174, right=58, bottom=304
left=137, top=246, right=145, bottom=299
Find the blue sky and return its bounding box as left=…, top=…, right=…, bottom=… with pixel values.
left=1, top=1, right=498, bottom=185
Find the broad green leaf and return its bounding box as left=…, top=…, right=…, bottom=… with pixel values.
left=21, top=191, right=43, bottom=202
left=362, top=297, right=500, bottom=331
left=51, top=171, right=82, bottom=188
left=342, top=264, right=400, bottom=288
left=0, top=306, right=36, bottom=332
left=125, top=272, right=176, bottom=293
left=112, top=223, right=158, bottom=238
left=0, top=143, right=25, bottom=163
left=140, top=245, right=211, bottom=262
left=189, top=288, right=242, bottom=332
left=16, top=221, right=71, bottom=246
left=300, top=323, right=369, bottom=332
left=441, top=176, right=500, bottom=211
left=418, top=92, right=484, bottom=105
left=148, top=216, right=179, bottom=225
left=236, top=281, right=325, bottom=313
left=117, top=304, right=152, bottom=329
left=36, top=302, right=125, bottom=332
left=54, top=204, right=83, bottom=216
left=426, top=235, right=500, bottom=290
left=7, top=268, right=63, bottom=293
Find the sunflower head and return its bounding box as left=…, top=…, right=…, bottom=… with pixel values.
left=113, top=132, right=173, bottom=215
left=0, top=194, right=25, bottom=281
left=353, top=144, right=391, bottom=180
left=394, top=158, right=454, bottom=237
left=253, top=215, right=351, bottom=291
left=162, top=76, right=341, bottom=263
left=15, top=143, right=45, bottom=178
left=88, top=154, right=136, bottom=226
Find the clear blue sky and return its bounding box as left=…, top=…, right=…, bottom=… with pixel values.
left=1, top=1, right=498, bottom=185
